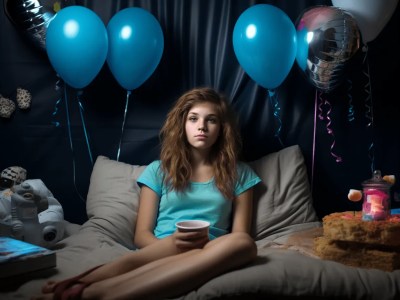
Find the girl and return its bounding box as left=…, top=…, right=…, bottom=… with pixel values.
left=34, top=87, right=261, bottom=300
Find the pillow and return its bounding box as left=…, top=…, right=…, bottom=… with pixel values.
left=84, top=156, right=146, bottom=248
left=248, top=145, right=318, bottom=240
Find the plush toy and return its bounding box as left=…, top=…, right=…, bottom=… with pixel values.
left=0, top=88, right=32, bottom=118
left=0, top=166, right=27, bottom=220
left=0, top=167, right=65, bottom=248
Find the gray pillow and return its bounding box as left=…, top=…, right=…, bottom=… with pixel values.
left=248, top=145, right=318, bottom=240
left=84, top=156, right=146, bottom=248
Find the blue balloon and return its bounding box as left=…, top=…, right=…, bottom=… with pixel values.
left=295, top=26, right=309, bottom=72
left=233, top=4, right=297, bottom=90
left=106, top=8, right=164, bottom=91
left=46, top=6, right=108, bottom=89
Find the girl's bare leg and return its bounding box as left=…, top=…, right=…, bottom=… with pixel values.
left=40, top=235, right=182, bottom=294
left=84, top=232, right=257, bottom=300
left=35, top=232, right=256, bottom=300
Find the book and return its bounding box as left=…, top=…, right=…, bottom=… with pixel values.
left=0, top=236, right=56, bottom=278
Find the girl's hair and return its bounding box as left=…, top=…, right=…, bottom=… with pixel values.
left=160, top=87, right=242, bottom=200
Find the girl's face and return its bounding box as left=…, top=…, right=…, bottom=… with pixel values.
left=185, top=102, right=221, bottom=152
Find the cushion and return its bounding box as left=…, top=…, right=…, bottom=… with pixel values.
left=248, top=145, right=318, bottom=240
left=84, top=156, right=146, bottom=248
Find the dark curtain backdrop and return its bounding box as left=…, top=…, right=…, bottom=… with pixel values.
left=1, top=0, right=399, bottom=224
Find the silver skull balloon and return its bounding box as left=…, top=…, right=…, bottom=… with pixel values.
left=296, top=6, right=361, bottom=93
left=4, top=0, right=70, bottom=51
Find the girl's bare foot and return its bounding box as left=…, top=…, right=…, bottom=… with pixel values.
left=41, top=280, right=57, bottom=293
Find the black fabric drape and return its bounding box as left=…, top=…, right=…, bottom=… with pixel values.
left=1, top=0, right=399, bottom=224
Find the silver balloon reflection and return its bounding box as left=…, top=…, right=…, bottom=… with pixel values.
left=4, top=0, right=70, bottom=51
left=296, top=6, right=361, bottom=93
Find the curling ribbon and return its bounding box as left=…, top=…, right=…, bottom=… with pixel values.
left=51, top=97, right=62, bottom=127
left=77, top=91, right=94, bottom=166
left=368, top=142, right=375, bottom=174
left=55, top=74, right=62, bottom=91
left=362, top=46, right=375, bottom=173
left=317, top=91, right=343, bottom=163
left=346, top=79, right=355, bottom=122
left=268, top=89, right=284, bottom=147
left=116, top=90, right=132, bottom=161
left=51, top=75, right=64, bottom=127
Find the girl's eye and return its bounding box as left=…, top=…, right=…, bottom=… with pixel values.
left=207, top=118, right=218, bottom=124
left=188, top=116, right=197, bottom=122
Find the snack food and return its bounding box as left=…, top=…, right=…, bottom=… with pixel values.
left=314, top=211, right=400, bottom=271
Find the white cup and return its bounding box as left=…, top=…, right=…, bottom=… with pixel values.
left=175, top=220, right=210, bottom=234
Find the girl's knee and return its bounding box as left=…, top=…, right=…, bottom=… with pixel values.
left=224, top=232, right=257, bottom=260
left=236, top=232, right=257, bottom=256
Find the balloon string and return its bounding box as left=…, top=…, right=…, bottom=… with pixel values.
left=51, top=75, right=63, bottom=127
left=317, top=93, right=325, bottom=121
left=346, top=79, right=355, bottom=122
left=55, top=75, right=62, bottom=91
left=51, top=97, right=62, bottom=127
left=318, top=91, right=343, bottom=163
left=368, top=143, right=375, bottom=174
left=77, top=91, right=94, bottom=166
left=64, top=85, right=86, bottom=203
left=64, top=86, right=73, bottom=155
left=117, top=90, right=132, bottom=161
left=363, top=49, right=375, bottom=173
left=311, top=89, right=318, bottom=193
left=268, top=89, right=284, bottom=147
left=363, top=53, right=373, bottom=128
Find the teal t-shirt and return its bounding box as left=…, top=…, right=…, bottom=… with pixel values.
left=137, top=160, right=261, bottom=239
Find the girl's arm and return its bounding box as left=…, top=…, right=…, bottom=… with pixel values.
left=133, top=185, right=160, bottom=248
left=231, top=188, right=254, bottom=233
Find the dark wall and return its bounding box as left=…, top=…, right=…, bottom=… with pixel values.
left=1, top=0, right=399, bottom=224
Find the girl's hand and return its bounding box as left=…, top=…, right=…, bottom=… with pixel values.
left=173, top=230, right=209, bottom=251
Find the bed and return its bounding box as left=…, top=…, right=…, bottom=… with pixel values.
left=1, top=145, right=400, bottom=300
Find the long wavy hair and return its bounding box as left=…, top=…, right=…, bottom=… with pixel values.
left=160, top=87, right=242, bottom=200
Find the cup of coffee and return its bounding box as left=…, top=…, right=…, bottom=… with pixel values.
left=175, top=220, right=210, bottom=235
